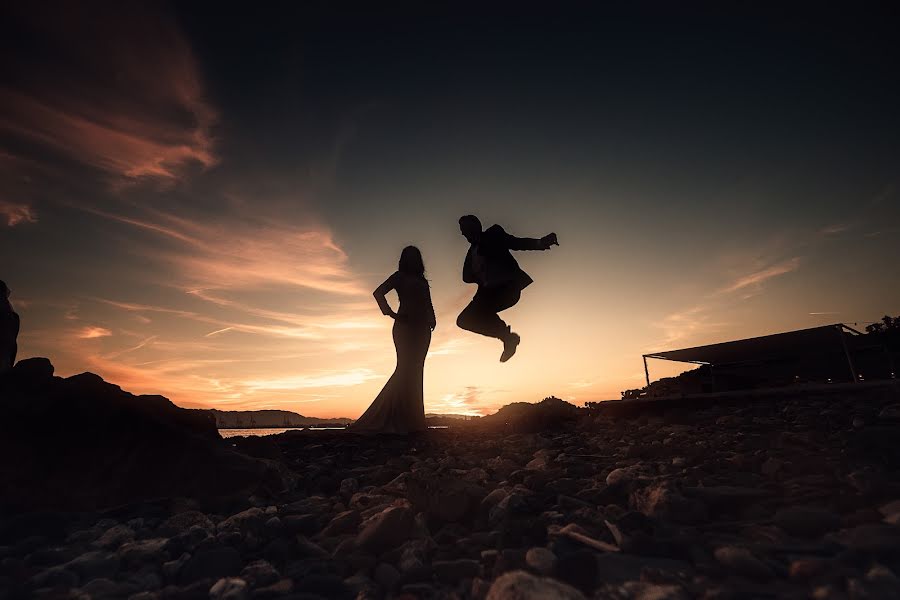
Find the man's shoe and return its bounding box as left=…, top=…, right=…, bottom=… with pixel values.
left=500, top=332, right=520, bottom=362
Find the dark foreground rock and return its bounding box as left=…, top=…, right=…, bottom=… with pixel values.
left=1, top=362, right=899, bottom=599
left=0, top=358, right=296, bottom=514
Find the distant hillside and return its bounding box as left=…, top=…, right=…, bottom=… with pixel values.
left=425, top=413, right=477, bottom=420
left=209, top=409, right=351, bottom=428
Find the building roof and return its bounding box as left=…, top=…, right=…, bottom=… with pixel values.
left=643, top=324, right=863, bottom=366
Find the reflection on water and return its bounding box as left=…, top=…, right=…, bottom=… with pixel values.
left=219, top=427, right=344, bottom=438
left=219, top=425, right=450, bottom=438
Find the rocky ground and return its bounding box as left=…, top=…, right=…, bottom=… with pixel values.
left=3, top=383, right=900, bottom=599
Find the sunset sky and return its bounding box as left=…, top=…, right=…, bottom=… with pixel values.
left=2, top=4, right=898, bottom=417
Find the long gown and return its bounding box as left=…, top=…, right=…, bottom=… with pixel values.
left=352, top=271, right=435, bottom=434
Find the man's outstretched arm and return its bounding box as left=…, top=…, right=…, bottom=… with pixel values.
left=504, top=230, right=558, bottom=251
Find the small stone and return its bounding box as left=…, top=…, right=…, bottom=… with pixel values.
left=606, top=467, right=636, bottom=487
left=209, top=577, right=248, bottom=600
left=399, top=540, right=427, bottom=572
left=774, top=507, right=841, bottom=538
left=555, top=550, right=597, bottom=593
left=481, top=488, right=509, bottom=512
left=832, top=524, right=900, bottom=555
left=66, top=550, right=120, bottom=580
left=486, top=570, right=586, bottom=599
left=240, top=560, right=279, bottom=587
left=180, top=547, right=242, bottom=583
left=630, top=483, right=706, bottom=524
left=263, top=517, right=282, bottom=536
left=525, top=547, right=556, bottom=575
left=319, top=510, right=361, bottom=537
left=128, top=568, right=162, bottom=591
left=671, top=457, right=686, bottom=468
left=344, top=573, right=376, bottom=595
left=218, top=508, right=264, bottom=532
left=160, top=511, right=214, bottom=535
left=356, top=506, right=415, bottom=553
left=282, top=514, right=319, bottom=536
left=31, top=566, right=78, bottom=588
left=433, top=558, right=481, bottom=583
left=811, top=584, right=847, bottom=600
left=293, top=574, right=349, bottom=597
left=878, top=500, right=900, bottom=517
left=340, top=478, right=359, bottom=497
left=94, top=524, right=135, bottom=549
left=789, top=558, right=830, bottom=580
left=117, top=538, right=169, bottom=565
left=713, top=546, right=773, bottom=580
left=294, top=536, right=329, bottom=559
left=760, top=457, right=783, bottom=477
left=80, top=578, right=121, bottom=597
left=526, top=457, right=549, bottom=470
left=252, top=578, right=293, bottom=598
left=620, top=581, right=688, bottom=600
left=162, top=552, right=190, bottom=583
left=374, top=562, right=400, bottom=589
left=878, top=404, right=900, bottom=420
left=472, top=577, right=492, bottom=600
left=401, top=582, right=437, bottom=597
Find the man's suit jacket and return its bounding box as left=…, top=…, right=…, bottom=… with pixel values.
left=462, top=224, right=546, bottom=290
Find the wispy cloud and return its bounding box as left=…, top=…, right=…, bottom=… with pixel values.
left=654, top=251, right=802, bottom=348
left=241, top=369, right=381, bottom=392
left=0, top=199, right=36, bottom=226
left=86, top=207, right=367, bottom=298
left=718, top=256, right=801, bottom=294
left=819, top=223, right=850, bottom=236
left=0, top=4, right=216, bottom=185
left=428, top=386, right=494, bottom=416
left=654, top=303, right=729, bottom=347
left=77, top=326, right=112, bottom=339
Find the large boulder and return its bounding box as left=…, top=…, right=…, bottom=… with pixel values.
left=0, top=358, right=296, bottom=513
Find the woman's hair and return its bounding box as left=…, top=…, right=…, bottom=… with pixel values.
left=398, top=246, right=426, bottom=279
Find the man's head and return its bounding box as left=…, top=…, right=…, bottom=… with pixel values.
left=458, top=215, right=482, bottom=244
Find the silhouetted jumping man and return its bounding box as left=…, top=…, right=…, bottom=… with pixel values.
left=456, top=215, right=558, bottom=362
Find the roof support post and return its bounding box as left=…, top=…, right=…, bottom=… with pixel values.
left=837, top=325, right=859, bottom=383
left=643, top=355, right=650, bottom=387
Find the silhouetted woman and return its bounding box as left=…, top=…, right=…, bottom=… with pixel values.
left=0, top=280, right=20, bottom=374
left=353, top=247, right=436, bottom=434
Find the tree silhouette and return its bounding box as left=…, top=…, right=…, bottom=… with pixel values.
left=866, top=315, right=900, bottom=334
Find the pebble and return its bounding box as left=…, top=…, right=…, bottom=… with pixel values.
left=374, top=562, right=400, bottom=589
left=713, top=546, right=773, bottom=580
left=356, top=506, right=415, bottom=553
left=774, top=507, right=841, bottom=538
left=209, top=577, right=248, bottom=600
left=433, top=558, right=481, bottom=582
left=181, top=547, right=243, bottom=583
left=486, top=570, right=586, bottom=599
left=525, top=547, right=556, bottom=575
